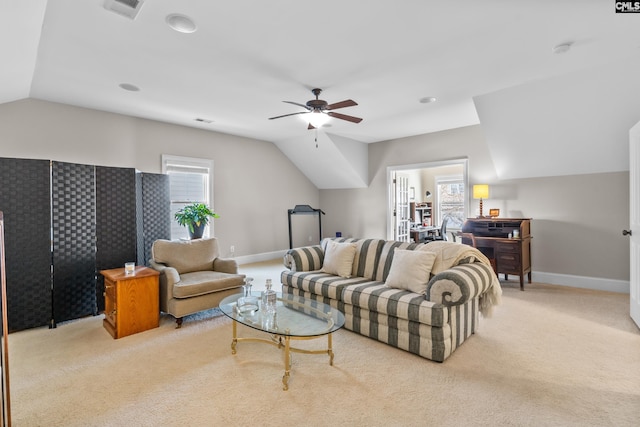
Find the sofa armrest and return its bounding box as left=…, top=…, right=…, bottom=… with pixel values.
left=283, top=245, right=324, bottom=272
left=213, top=257, right=239, bottom=274
left=425, top=262, right=495, bottom=306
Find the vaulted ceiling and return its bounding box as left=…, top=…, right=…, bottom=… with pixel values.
left=2, top=1, right=640, bottom=187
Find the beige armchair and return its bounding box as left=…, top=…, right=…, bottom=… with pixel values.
left=149, top=238, right=245, bottom=327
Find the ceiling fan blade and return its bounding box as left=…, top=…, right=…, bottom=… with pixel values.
left=326, top=99, right=357, bottom=110
left=268, top=111, right=309, bottom=120
left=327, top=111, right=363, bottom=123
left=283, top=101, right=311, bottom=110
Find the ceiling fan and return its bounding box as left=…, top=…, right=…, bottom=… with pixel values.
left=268, top=88, right=363, bottom=129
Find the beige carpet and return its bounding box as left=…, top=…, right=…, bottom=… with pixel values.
left=7, top=260, right=640, bottom=427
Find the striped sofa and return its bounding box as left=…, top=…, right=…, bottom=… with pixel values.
left=281, top=238, right=501, bottom=362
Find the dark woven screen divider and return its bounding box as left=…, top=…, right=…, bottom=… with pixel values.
left=135, top=173, right=145, bottom=266
left=0, top=158, right=52, bottom=332
left=1, top=158, right=170, bottom=331
left=51, top=162, right=97, bottom=325
left=141, top=173, right=171, bottom=265
left=95, top=166, right=138, bottom=313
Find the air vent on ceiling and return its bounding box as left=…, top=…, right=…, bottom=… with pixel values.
left=104, top=0, right=145, bottom=20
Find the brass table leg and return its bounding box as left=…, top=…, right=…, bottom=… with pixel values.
left=328, top=332, right=334, bottom=366
left=230, top=323, right=337, bottom=391
left=282, top=335, right=291, bottom=391
left=231, top=319, right=237, bottom=355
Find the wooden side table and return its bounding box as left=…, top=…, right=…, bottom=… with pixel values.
left=100, top=266, right=160, bottom=339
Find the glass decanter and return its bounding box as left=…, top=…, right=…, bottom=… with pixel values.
left=237, top=277, right=259, bottom=315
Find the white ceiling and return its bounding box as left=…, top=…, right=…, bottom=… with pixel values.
left=2, top=0, right=640, bottom=187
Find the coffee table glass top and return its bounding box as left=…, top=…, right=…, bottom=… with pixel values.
left=219, top=292, right=345, bottom=337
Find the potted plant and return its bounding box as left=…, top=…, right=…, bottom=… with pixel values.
left=174, top=203, right=219, bottom=239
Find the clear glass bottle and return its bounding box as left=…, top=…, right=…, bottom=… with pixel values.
left=259, top=279, right=276, bottom=329
left=262, top=279, right=277, bottom=309
left=238, top=277, right=258, bottom=314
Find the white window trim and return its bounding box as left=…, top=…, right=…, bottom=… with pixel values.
left=162, top=154, right=213, bottom=206
left=162, top=154, right=214, bottom=239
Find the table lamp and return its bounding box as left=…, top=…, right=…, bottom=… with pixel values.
left=473, top=184, right=489, bottom=218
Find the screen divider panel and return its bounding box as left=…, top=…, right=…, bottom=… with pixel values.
left=141, top=173, right=171, bottom=266
left=0, top=158, right=52, bottom=332
left=95, top=166, right=138, bottom=313
left=51, top=161, right=97, bottom=325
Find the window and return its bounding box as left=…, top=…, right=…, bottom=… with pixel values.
left=435, top=175, right=465, bottom=229
left=162, top=155, right=213, bottom=240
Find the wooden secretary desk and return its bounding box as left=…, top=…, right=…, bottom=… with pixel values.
left=460, top=218, right=532, bottom=290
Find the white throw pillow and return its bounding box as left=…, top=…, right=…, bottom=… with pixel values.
left=385, top=249, right=437, bottom=294
left=321, top=241, right=357, bottom=278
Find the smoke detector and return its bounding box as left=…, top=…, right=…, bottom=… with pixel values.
left=104, top=0, right=145, bottom=20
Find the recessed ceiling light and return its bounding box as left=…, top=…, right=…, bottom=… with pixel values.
left=166, top=13, right=197, bottom=33
left=419, top=97, right=437, bottom=104
left=552, top=42, right=573, bottom=54
left=119, top=83, right=140, bottom=92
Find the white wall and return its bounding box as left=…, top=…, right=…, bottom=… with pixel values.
left=0, top=99, right=320, bottom=260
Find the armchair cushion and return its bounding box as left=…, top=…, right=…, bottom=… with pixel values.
left=152, top=238, right=219, bottom=274
left=173, top=271, right=244, bottom=298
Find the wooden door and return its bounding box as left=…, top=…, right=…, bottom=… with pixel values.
left=629, top=121, right=640, bottom=329
left=394, top=173, right=410, bottom=242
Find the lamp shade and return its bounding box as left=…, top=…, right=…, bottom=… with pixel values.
left=473, top=184, right=489, bottom=199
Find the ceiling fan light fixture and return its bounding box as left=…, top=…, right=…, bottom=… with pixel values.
left=305, top=111, right=330, bottom=128
left=166, top=13, right=197, bottom=33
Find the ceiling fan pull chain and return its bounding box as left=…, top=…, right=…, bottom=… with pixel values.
left=315, top=129, right=318, bottom=148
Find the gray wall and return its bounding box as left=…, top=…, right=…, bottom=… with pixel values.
left=1, top=99, right=629, bottom=287
left=320, top=125, right=630, bottom=285
left=0, top=99, right=320, bottom=258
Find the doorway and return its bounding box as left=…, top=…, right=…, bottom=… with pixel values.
left=387, top=158, right=469, bottom=241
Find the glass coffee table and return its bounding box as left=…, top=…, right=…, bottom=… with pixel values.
left=219, top=292, right=345, bottom=390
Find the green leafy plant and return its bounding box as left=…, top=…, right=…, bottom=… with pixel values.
left=174, top=203, right=220, bottom=233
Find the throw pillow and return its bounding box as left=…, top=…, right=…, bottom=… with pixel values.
left=321, top=240, right=357, bottom=278
left=385, top=249, right=437, bottom=294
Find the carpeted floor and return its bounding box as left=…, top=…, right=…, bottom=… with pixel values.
left=7, top=260, right=640, bottom=426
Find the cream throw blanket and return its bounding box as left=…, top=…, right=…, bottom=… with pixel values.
left=421, top=241, right=502, bottom=317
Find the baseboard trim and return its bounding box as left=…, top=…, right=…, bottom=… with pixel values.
left=235, top=250, right=287, bottom=265
left=532, top=271, right=629, bottom=294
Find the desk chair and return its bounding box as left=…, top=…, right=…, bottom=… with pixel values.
left=426, top=218, right=449, bottom=242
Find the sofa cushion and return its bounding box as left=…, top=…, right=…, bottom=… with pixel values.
left=341, top=282, right=447, bottom=327
left=350, top=239, right=386, bottom=280
left=321, top=240, right=357, bottom=278
left=385, top=249, right=436, bottom=294
left=372, top=240, right=427, bottom=282
left=281, top=270, right=369, bottom=301
left=173, top=271, right=244, bottom=298
left=152, top=238, right=219, bottom=275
